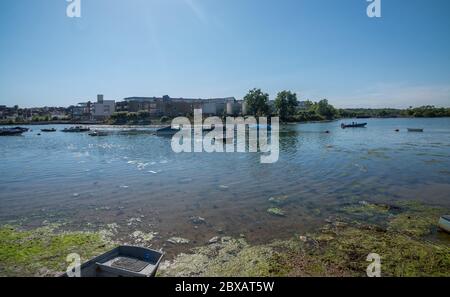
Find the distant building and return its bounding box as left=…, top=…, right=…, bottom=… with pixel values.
left=70, top=94, right=115, bottom=121
left=0, top=105, right=19, bottom=120
left=92, top=94, right=115, bottom=120
left=70, top=101, right=92, bottom=121
left=122, top=96, right=238, bottom=117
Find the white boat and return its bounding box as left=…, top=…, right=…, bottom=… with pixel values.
left=438, top=215, right=450, bottom=233
left=62, top=126, right=90, bottom=133
left=89, top=130, right=108, bottom=137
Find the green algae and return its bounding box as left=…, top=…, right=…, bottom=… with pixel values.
left=131, top=230, right=157, bottom=245
left=343, top=201, right=390, bottom=216
left=158, top=238, right=289, bottom=277
left=388, top=213, right=437, bottom=237
left=267, top=208, right=286, bottom=217
left=315, top=225, right=450, bottom=276
left=160, top=201, right=450, bottom=277
left=1, top=201, right=449, bottom=277
left=0, top=225, right=113, bottom=277
left=387, top=201, right=444, bottom=237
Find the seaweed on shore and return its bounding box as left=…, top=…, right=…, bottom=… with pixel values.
left=1, top=201, right=449, bottom=277
left=160, top=201, right=450, bottom=277
left=0, top=224, right=113, bottom=277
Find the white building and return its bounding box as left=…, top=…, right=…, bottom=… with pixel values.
left=92, top=94, right=115, bottom=120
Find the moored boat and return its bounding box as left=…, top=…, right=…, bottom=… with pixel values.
left=341, top=122, right=367, bottom=129
left=0, top=127, right=25, bottom=136
left=407, top=128, right=424, bottom=132
left=61, top=246, right=164, bottom=277
left=62, top=126, right=90, bottom=133
left=438, top=215, right=450, bottom=233
left=41, top=128, right=57, bottom=132
left=12, top=127, right=29, bottom=132
left=156, top=126, right=180, bottom=136
left=89, top=130, right=108, bottom=137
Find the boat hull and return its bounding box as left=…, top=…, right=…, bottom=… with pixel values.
left=341, top=123, right=367, bottom=129
left=0, top=128, right=25, bottom=136
left=61, top=246, right=164, bottom=277
left=438, top=216, right=450, bottom=233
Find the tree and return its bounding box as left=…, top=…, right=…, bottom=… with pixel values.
left=137, top=111, right=151, bottom=124
left=274, top=90, right=298, bottom=121
left=244, top=88, right=269, bottom=116
left=314, top=99, right=336, bottom=120
left=110, top=112, right=129, bottom=124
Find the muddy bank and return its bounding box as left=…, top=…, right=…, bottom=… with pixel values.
left=1, top=201, right=449, bottom=277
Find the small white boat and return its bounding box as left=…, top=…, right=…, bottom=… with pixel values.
left=89, top=130, right=108, bottom=137
left=61, top=246, right=164, bottom=277
left=438, top=215, right=450, bottom=233
left=62, top=126, right=90, bottom=133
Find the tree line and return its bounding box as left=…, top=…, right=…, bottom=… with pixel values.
left=244, top=88, right=338, bottom=122
left=105, top=89, right=450, bottom=125
left=243, top=88, right=450, bottom=122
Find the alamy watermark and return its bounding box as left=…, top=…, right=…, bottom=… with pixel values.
left=367, top=0, right=382, bottom=18
left=66, top=0, right=81, bottom=18
left=66, top=253, right=81, bottom=277
left=366, top=253, right=382, bottom=277
left=170, top=109, right=279, bottom=164
left=66, top=1, right=380, bottom=19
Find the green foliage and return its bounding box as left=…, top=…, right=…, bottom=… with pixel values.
left=338, top=106, right=450, bottom=119
left=274, top=91, right=298, bottom=121
left=110, top=111, right=152, bottom=125
left=292, top=99, right=337, bottom=122
left=339, top=108, right=403, bottom=118
left=244, top=88, right=270, bottom=116
left=405, top=105, right=450, bottom=118
left=312, top=99, right=337, bottom=120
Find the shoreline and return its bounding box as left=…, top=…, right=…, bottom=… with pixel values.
left=1, top=200, right=448, bottom=277
left=2, top=116, right=450, bottom=127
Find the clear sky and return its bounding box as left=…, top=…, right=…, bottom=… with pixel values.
left=0, top=0, right=449, bottom=108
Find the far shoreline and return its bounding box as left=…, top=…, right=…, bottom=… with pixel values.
left=2, top=116, right=450, bottom=127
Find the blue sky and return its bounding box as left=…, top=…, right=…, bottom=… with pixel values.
left=0, top=0, right=449, bottom=108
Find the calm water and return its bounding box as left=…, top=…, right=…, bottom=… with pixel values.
left=1, top=118, right=450, bottom=254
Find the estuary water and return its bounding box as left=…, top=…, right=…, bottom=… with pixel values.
left=1, top=118, right=450, bottom=253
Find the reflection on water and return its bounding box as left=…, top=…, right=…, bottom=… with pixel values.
left=1, top=118, right=450, bottom=253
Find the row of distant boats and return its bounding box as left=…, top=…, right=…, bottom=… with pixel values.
left=1, top=123, right=425, bottom=137
left=0, top=125, right=268, bottom=137
left=0, top=126, right=96, bottom=136
left=341, top=122, right=424, bottom=132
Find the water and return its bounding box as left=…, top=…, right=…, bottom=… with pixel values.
left=1, top=118, right=450, bottom=254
